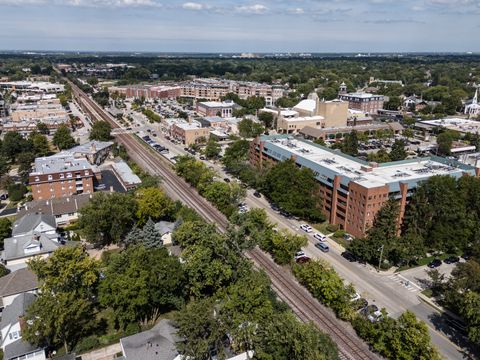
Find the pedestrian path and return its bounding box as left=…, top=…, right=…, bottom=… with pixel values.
left=387, top=273, right=422, bottom=293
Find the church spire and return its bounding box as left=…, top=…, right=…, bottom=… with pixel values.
left=473, top=87, right=478, bottom=105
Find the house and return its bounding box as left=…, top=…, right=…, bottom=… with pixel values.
left=0, top=293, right=46, bottom=360
left=16, top=194, right=93, bottom=226
left=119, top=320, right=182, bottom=360
left=3, top=213, right=71, bottom=271
left=0, top=268, right=38, bottom=311
left=111, top=161, right=142, bottom=191
left=154, top=221, right=177, bottom=246
left=12, top=213, right=56, bottom=238
left=119, top=319, right=254, bottom=360
left=2, top=232, right=63, bottom=270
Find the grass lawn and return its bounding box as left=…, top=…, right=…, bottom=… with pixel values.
left=312, top=222, right=351, bottom=249
left=312, top=222, right=331, bottom=235
left=422, top=288, right=433, bottom=298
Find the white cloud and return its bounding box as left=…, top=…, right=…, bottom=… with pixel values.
left=235, top=4, right=268, bottom=14
left=0, top=0, right=162, bottom=7
left=289, top=7, right=305, bottom=14
left=181, top=2, right=204, bottom=10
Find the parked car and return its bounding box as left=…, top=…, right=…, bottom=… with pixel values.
left=341, top=251, right=357, bottom=262
left=300, top=224, right=313, bottom=233
left=271, top=203, right=280, bottom=212
left=315, top=242, right=329, bottom=252
left=224, top=178, right=231, bottom=183
left=367, top=310, right=384, bottom=323
left=280, top=210, right=292, bottom=218
left=428, top=259, right=442, bottom=268
left=313, top=233, right=327, bottom=242
left=253, top=191, right=261, bottom=198
left=199, top=156, right=206, bottom=160
left=294, top=251, right=306, bottom=260
left=444, top=256, right=460, bottom=264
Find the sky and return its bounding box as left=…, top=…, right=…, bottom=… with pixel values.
left=0, top=0, right=479, bottom=53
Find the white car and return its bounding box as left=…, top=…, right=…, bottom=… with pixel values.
left=313, top=232, right=327, bottom=242
left=294, top=251, right=306, bottom=260
left=350, top=292, right=361, bottom=302
left=300, top=224, right=313, bottom=233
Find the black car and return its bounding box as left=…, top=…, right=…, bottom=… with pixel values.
left=280, top=210, right=292, bottom=218
left=253, top=191, right=261, bottom=198
left=271, top=204, right=280, bottom=211
left=224, top=178, right=231, bottom=183
left=342, top=251, right=357, bottom=262
left=428, top=259, right=442, bottom=268
left=444, top=256, right=460, bottom=264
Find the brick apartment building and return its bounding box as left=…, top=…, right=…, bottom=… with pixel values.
left=170, top=122, right=210, bottom=146
left=338, top=93, right=385, bottom=114
left=250, top=135, right=477, bottom=238
left=29, top=155, right=99, bottom=200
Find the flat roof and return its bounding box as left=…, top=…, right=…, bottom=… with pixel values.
left=420, top=118, right=480, bottom=134
left=175, top=122, right=202, bottom=130
left=341, top=92, right=384, bottom=99
left=282, top=115, right=324, bottom=122
left=112, top=161, right=141, bottom=186
left=259, top=135, right=475, bottom=189
left=199, top=101, right=234, bottom=108
left=32, top=155, right=93, bottom=175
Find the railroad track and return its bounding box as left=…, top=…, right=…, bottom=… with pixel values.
left=69, top=79, right=380, bottom=360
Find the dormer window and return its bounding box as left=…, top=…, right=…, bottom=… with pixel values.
left=67, top=173, right=72, bottom=178
left=48, top=175, right=53, bottom=180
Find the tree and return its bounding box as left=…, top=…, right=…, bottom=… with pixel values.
left=256, top=312, right=339, bottom=360
left=201, top=181, right=246, bottom=216
left=262, top=159, right=324, bottom=221
left=2, top=132, right=32, bottom=162
left=89, top=120, right=112, bottom=141
left=175, top=298, right=227, bottom=360
left=135, top=187, right=174, bottom=226
left=0, top=264, right=10, bottom=277
left=24, top=247, right=99, bottom=352
left=238, top=119, right=265, bottom=138
left=175, top=155, right=215, bottom=188
left=53, top=124, right=76, bottom=150
left=173, top=221, right=220, bottom=248
left=461, top=291, right=480, bottom=344
left=384, top=96, right=401, bottom=110
left=293, top=260, right=354, bottom=320
left=36, top=122, right=49, bottom=135
left=367, top=149, right=391, bottom=163
left=342, top=130, right=359, bottom=156
left=258, top=112, right=274, bottom=128
left=78, top=192, right=137, bottom=247
left=141, top=218, right=163, bottom=248
left=0, top=218, right=11, bottom=249
left=436, top=130, right=459, bottom=156
left=17, top=152, right=35, bottom=178
left=389, top=139, right=407, bottom=161
left=123, top=225, right=143, bottom=247
left=204, top=138, right=221, bottom=159
left=99, top=245, right=185, bottom=329
left=7, top=183, right=27, bottom=202
left=267, top=230, right=308, bottom=265
left=30, top=132, right=50, bottom=156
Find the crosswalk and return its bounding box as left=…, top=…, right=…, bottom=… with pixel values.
left=387, top=274, right=422, bottom=293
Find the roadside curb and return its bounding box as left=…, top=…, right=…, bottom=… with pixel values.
left=417, top=293, right=463, bottom=321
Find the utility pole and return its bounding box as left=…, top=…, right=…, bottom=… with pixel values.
left=378, top=245, right=384, bottom=272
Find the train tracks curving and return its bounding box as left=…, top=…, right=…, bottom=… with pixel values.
left=69, top=79, right=380, bottom=360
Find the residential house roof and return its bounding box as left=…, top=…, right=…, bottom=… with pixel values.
left=0, top=268, right=38, bottom=303
left=4, top=339, right=42, bottom=360
left=3, top=233, right=60, bottom=262
left=120, top=320, right=181, bottom=360
left=12, top=213, right=56, bottom=237
left=0, top=292, right=35, bottom=330
left=154, top=221, right=176, bottom=236
left=17, top=194, right=92, bottom=219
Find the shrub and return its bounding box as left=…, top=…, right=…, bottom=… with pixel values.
left=326, top=224, right=339, bottom=233
left=333, top=229, right=346, bottom=238
left=74, top=335, right=100, bottom=353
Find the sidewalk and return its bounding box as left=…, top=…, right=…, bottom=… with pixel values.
left=80, top=343, right=122, bottom=360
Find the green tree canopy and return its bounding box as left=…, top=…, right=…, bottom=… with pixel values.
left=53, top=124, right=76, bottom=150
left=89, top=120, right=112, bottom=141
left=78, top=192, right=137, bottom=246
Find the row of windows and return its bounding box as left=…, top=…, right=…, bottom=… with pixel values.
left=34, top=170, right=90, bottom=182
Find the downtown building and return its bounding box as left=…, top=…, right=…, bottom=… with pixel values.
left=250, top=135, right=478, bottom=238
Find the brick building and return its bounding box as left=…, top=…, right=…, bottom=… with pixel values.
left=29, top=155, right=99, bottom=200
left=170, top=122, right=210, bottom=146
left=338, top=93, right=385, bottom=114
left=250, top=135, right=477, bottom=238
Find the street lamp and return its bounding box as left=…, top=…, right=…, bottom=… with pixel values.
left=377, top=244, right=384, bottom=272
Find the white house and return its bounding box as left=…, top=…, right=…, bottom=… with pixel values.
left=0, top=293, right=46, bottom=360
left=0, top=268, right=38, bottom=311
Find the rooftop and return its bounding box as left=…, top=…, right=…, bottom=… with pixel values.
left=60, top=140, right=114, bottom=156
left=32, top=155, right=93, bottom=175
left=341, top=92, right=384, bottom=99
left=294, top=99, right=316, bottom=113
left=420, top=117, right=480, bottom=134
left=111, top=161, right=142, bottom=187
left=175, top=122, right=203, bottom=130
left=259, top=135, right=475, bottom=189
left=12, top=213, right=56, bottom=237
left=0, top=268, right=38, bottom=303
left=199, top=100, right=235, bottom=108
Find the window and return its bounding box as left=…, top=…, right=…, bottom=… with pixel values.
left=67, top=173, right=72, bottom=178
left=34, top=176, right=39, bottom=182
left=60, top=174, right=64, bottom=179
left=48, top=175, right=53, bottom=180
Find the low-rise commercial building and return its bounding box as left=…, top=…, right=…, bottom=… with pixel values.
left=0, top=81, right=64, bottom=93
left=197, top=116, right=228, bottom=129
left=250, top=135, right=477, bottom=238
left=170, top=121, right=210, bottom=145
left=196, top=101, right=237, bottom=118
left=338, top=92, right=385, bottom=114
left=29, top=155, right=98, bottom=200
left=111, top=161, right=142, bottom=190
left=299, top=122, right=403, bottom=141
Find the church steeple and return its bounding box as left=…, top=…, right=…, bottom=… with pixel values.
left=473, top=88, right=478, bottom=105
